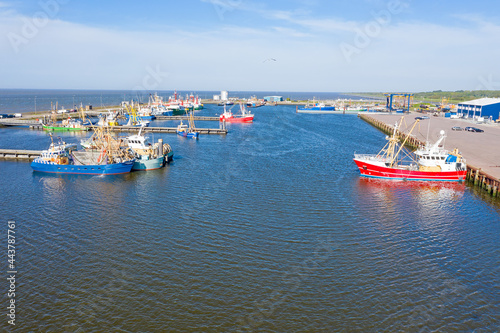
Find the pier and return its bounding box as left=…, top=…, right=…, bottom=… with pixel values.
left=1, top=110, right=226, bottom=134
left=358, top=113, right=500, bottom=197
left=155, top=115, right=220, bottom=121
left=0, top=149, right=42, bottom=160
left=108, top=126, right=227, bottom=135
left=0, top=118, right=42, bottom=126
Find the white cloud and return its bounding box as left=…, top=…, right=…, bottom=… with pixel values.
left=0, top=5, right=499, bottom=92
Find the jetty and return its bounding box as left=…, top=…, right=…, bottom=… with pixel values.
left=0, top=118, right=41, bottom=126
left=108, top=126, right=227, bottom=135
left=20, top=124, right=227, bottom=134
left=0, top=149, right=42, bottom=160
left=155, top=115, right=220, bottom=121
left=0, top=110, right=226, bottom=134
left=359, top=113, right=500, bottom=197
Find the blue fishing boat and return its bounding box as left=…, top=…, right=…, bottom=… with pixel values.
left=124, top=113, right=156, bottom=121
left=124, top=102, right=156, bottom=121
left=125, top=128, right=174, bottom=171
left=31, top=136, right=135, bottom=175
left=298, top=102, right=335, bottom=112
left=176, top=122, right=199, bottom=138
left=176, top=112, right=199, bottom=139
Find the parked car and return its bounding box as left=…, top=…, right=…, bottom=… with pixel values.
left=415, top=116, right=429, bottom=120
left=451, top=126, right=463, bottom=131
left=465, top=127, right=484, bottom=132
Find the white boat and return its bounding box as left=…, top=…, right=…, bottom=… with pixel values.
left=125, top=127, right=173, bottom=170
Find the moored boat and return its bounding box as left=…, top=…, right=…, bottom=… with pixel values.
left=176, top=121, right=199, bottom=138
left=42, top=118, right=89, bottom=131
left=176, top=110, right=199, bottom=138
left=97, top=110, right=120, bottom=127
left=42, top=108, right=90, bottom=131
left=298, top=102, right=335, bottom=112
left=31, top=136, right=135, bottom=175
left=353, top=119, right=467, bottom=181
left=219, top=104, right=254, bottom=123
left=125, top=127, right=174, bottom=171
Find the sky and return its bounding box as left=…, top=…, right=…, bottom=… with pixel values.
left=1, top=0, right=500, bottom=92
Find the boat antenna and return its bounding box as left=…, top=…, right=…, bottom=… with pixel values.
left=426, top=116, right=431, bottom=143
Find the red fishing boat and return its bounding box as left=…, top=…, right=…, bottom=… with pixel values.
left=353, top=118, right=467, bottom=181
left=219, top=104, right=254, bottom=123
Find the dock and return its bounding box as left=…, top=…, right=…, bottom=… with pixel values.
left=0, top=149, right=42, bottom=160
left=358, top=113, right=500, bottom=197
left=155, top=115, right=220, bottom=121
left=1, top=111, right=226, bottom=134
left=0, top=118, right=42, bottom=126
left=1, top=119, right=227, bottom=135
left=22, top=124, right=227, bottom=135
left=108, top=126, right=227, bottom=135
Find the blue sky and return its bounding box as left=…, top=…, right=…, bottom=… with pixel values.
left=1, top=0, right=500, bottom=92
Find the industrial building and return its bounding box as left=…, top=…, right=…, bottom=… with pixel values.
left=213, top=91, right=228, bottom=101
left=457, top=98, right=500, bottom=120
left=263, top=96, right=283, bottom=102
left=221, top=91, right=228, bottom=101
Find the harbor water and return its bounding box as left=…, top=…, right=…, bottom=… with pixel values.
left=0, top=94, right=499, bottom=331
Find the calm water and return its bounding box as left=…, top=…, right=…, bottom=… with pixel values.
left=0, top=100, right=499, bottom=332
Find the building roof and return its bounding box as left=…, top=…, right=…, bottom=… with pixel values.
left=458, top=97, right=500, bottom=106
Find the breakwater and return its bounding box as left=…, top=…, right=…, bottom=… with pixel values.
left=358, top=113, right=500, bottom=197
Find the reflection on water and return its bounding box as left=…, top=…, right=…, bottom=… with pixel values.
left=357, top=177, right=465, bottom=204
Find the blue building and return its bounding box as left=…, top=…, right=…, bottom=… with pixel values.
left=263, top=96, right=283, bottom=102
left=457, top=98, right=500, bottom=120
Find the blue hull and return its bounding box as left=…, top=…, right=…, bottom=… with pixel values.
left=125, top=114, right=156, bottom=121
left=31, top=160, right=134, bottom=175
left=298, top=106, right=335, bottom=111
left=177, top=131, right=199, bottom=138
left=132, top=156, right=165, bottom=171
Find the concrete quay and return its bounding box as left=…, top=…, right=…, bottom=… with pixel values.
left=0, top=149, right=42, bottom=160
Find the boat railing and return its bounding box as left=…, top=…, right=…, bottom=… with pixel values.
left=354, top=154, right=390, bottom=162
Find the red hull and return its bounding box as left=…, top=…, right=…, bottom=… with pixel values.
left=353, top=159, right=466, bottom=181
left=219, top=115, right=254, bottom=123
